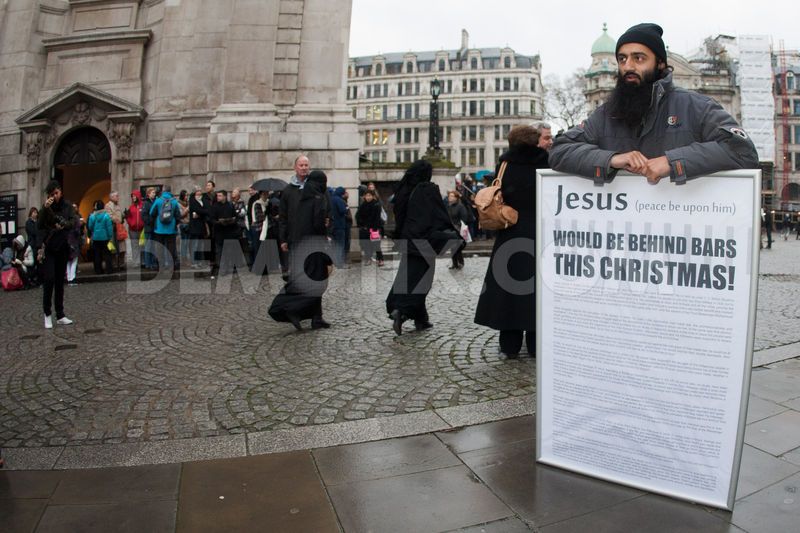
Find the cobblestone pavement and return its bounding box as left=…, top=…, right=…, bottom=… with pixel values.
left=1, top=240, right=798, bottom=449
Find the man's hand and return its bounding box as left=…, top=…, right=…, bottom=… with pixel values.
left=280, top=243, right=288, bottom=252
left=643, top=156, right=670, bottom=185
left=610, top=151, right=649, bottom=175
left=44, top=197, right=54, bottom=208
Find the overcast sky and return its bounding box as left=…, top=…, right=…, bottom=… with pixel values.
left=349, top=0, right=799, bottom=80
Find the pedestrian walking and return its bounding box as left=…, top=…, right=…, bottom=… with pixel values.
left=446, top=190, right=470, bottom=269
left=356, top=190, right=384, bottom=266
left=330, top=187, right=349, bottom=267
left=269, top=170, right=333, bottom=330
left=386, top=160, right=461, bottom=335
left=474, top=125, right=548, bottom=358
left=38, top=180, right=76, bottom=329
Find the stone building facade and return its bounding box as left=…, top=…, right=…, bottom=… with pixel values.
left=0, top=0, right=359, bottom=226
left=347, top=30, right=545, bottom=179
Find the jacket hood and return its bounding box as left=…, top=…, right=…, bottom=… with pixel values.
left=290, top=174, right=305, bottom=188
left=334, top=186, right=346, bottom=197
left=161, top=191, right=174, bottom=199
left=131, top=190, right=142, bottom=202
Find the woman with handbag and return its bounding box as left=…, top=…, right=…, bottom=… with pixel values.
left=386, top=160, right=459, bottom=335
left=355, top=190, right=384, bottom=266
left=446, top=190, right=470, bottom=270
left=474, top=125, right=548, bottom=358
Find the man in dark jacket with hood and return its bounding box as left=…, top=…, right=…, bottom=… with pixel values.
left=330, top=186, right=349, bottom=266
left=38, top=180, right=77, bottom=329
left=550, top=23, right=759, bottom=185
left=209, top=190, right=242, bottom=275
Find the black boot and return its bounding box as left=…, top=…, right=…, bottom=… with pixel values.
left=390, top=310, right=405, bottom=335
left=286, top=313, right=303, bottom=331
left=414, top=320, right=433, bottom=331
left=311, top=316, right=331, bottom=329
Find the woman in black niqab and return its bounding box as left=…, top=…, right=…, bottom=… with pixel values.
left=385, top=160, right=456, bottom=335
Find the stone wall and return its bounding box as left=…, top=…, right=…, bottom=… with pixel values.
left=0, top=0, right=359, bottom=227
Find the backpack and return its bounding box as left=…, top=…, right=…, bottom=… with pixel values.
left=2, top=267, right=23, bottom=291
left=474, top=161, right=518, bottom=230
left=159, top=198, right=175, bottom=224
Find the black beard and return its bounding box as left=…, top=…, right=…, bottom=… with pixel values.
left=606, top=69, right=658, bottom=130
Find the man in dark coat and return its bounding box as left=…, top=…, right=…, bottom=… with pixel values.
left=474, top=125, right=548, bottom=357
left=209, top=190, right=242, bottom=275
left=550, top=23, right=758, bottom=184
left=269, top=170, right=333, bottom=330
left=38, top=180, right=77, bottom=329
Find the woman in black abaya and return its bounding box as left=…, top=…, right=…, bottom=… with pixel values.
left=386, top=160, right=460, bottom=335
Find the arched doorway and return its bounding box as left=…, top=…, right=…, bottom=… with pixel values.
left=53, top=127, right=112, bottom=226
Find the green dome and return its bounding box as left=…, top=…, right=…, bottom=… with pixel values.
left=591, top=23, right=616, bottom=55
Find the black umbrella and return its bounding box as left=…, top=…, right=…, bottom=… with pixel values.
left=251, top=178, right=288, bottom=193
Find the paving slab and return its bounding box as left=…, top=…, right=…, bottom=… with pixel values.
left=0, top=498, right=48, bottom=533
left=49, top=464, right=180, bottom=504
left=177, top=452, right=338, bottom=533
left=539, top=494, right=742, bottom=533
left=327, top=465, right=513, bottom=533
left=313, top=433, right=461, bottom=485
left=726, top=471, right=800, bottom=533
left=749, top=367, right=800, bottom=404
left=436, top=415, right=536, bottom=454
left=746, top=395, right=789, bottom=424
left=35, top=501, right=177, bottom=533
left=444, top=516, right=534, bottom=532
left=457, top=439, right=643, bottom=527
left=0, top=447, right=63, bottom=470
left=0, top=471, right=62, bottom=499
left=745, top=410, right=800, bottom=456
left=735, top=445, right=800, bottom=499
left=435, top=395, right=535, bottom=427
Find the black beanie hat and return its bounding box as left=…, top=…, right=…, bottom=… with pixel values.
left=616, top=23, right=666, bottom=63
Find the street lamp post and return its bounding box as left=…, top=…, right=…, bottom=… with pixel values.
left=427, top=77, right=441, bottom=158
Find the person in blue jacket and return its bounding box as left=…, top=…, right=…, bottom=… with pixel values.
left=149, top=185, right=180, bottom=270
left=87, top=200, right=113, bottom=274
left=330, top=187, right=349, bottom=267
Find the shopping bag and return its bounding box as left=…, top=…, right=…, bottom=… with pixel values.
left=459, top=221, right=472, bottom=243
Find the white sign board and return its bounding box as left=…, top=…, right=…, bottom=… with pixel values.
left=536, top=170, right=760, bottom=510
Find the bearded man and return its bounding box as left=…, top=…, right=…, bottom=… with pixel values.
left=550, top=23, right=758, bottom=184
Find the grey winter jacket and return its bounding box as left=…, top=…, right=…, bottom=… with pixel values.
left=549, top=72, right=759, bottom=185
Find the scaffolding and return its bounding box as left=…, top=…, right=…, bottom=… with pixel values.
left=738, top=36, right=775, bottom=168
left=776, top=40, right=791, bottom=206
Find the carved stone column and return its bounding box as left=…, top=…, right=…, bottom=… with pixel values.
left=107, top=120, right=136, bottom=194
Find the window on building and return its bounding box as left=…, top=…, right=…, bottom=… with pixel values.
left=375, top=64, right=383, bottom=76
left=446, top=80, right=453, bottom=93
left=787, top=72, right=795, bottom=91
left=480, top=101, right=485, bottom=116
left=406, top=61, right=414, bottom=73
left=439, top=59, right=446, bottom=71
left=414, top=103, right=419, bottom=118
left=795, top=152, right=800, bottom=171
left=415, top=81, right=420, bottom=95
left=514, top=78, right=519, bottom=91
left=531, top=78, right=536, bottom=92
left=366, top=105, right=384, bottom=120
left=794, top=100, right=800, bottom=115
left=513, top=100, right=519, bottom=115
left=503, top=78, right=511, bottom=91
left=503, top=99, right=511, bottom=115
left=396, top=104, right=402, bottom=119
left=366, top=85, right=372, bottom=98
left=469, top=101, right=478, bottom=116
left=470, top=79, right=478, bottom=92
left=480, top=79, right=485, bottom=92
left=494, top=147, right=503, bottom=164
left=504, top=56, right=511, bottom=68
left=471, top=57, right=478, bottom=69
left=793, top=124, right=800, bottom=144
left=369, top=130, right=389, bottom=145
